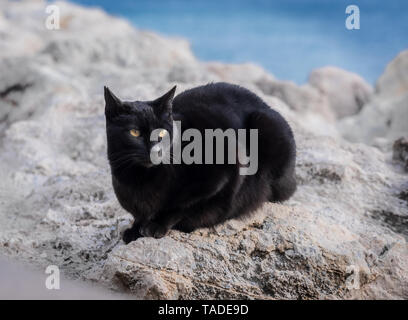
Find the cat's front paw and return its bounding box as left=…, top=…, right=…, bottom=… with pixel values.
left=123, top=227, right=141, bottom=244
left=140, top=222, right=168, bottom=239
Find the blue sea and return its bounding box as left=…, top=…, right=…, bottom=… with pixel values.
left=71, top=0, right=408, bottom=84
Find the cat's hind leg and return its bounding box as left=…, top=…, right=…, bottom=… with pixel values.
left=172, top=219, right=196, bottom=234
left=269, top=168, right=297, bottom=202
left=246, top=109, right=297, bottom=202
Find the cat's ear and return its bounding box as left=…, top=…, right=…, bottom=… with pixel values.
left=104, top=86, right=124, bottom=119
left=152, top=85, right=176, bottom=115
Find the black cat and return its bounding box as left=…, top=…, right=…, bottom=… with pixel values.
left=104, top=82, right=296, bottom=243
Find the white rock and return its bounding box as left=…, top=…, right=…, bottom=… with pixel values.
left=308, top=66, right=373, bottom=119
left=376, top=50, right=408, bottom=98
left=206, top=62, right=275, bottom=84
left=338, top=50, right=408, bottom=145
left=0, top=0, right=407, bottom=300
left=255, top=78, right=336, bottom=122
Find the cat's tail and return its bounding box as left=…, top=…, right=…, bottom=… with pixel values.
left=246, top=109, right=297, bottom=202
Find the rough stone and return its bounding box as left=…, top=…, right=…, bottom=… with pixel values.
left=338, top=50, right=408, bottom=145
left=0, top=0, right=407, bottom=300
left=308, top=66, right=373, bottom=119
left=393, top=137, right=408, bottom=171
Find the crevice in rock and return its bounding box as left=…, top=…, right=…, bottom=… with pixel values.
left=0, top=83, right=33, bottom=113
left=392, top=137, right=408, bottom=171
left=250, top=249, right=269, bottom=260
left=398, top=190, right=408, bottom=206
left=370, top=210, right=408, bottom=239
left=379, top=244, right=390, bottom=257
left=0, top=83, right=32, bottom=100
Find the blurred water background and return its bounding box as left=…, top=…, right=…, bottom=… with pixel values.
left=71, top=0, right=408, bottom=84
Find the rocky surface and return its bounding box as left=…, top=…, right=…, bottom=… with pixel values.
left=0, top=0, right=407, bottom=299
left=338, top=50, right=408, bottom=145
left=308, top=66, right=373, bottom=119
left=393, top=137, right=408, bottom=172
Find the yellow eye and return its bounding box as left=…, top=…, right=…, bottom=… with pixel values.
left=158, top=130, right=167, bottom=138
left=130, top=129, right=140, bottom=137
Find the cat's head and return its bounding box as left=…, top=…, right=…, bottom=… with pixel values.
left=104, top=86, right=176, bottom=171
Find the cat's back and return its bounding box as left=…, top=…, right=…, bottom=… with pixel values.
left=173, top=82, right=269, bottom=115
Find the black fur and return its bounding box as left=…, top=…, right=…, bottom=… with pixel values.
left=104, top=82, right=296, bottom=243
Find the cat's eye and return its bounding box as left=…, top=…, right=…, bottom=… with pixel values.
left=158, top=130, right=167, bottom=138
left=130, top=129, right=140, bottom=137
